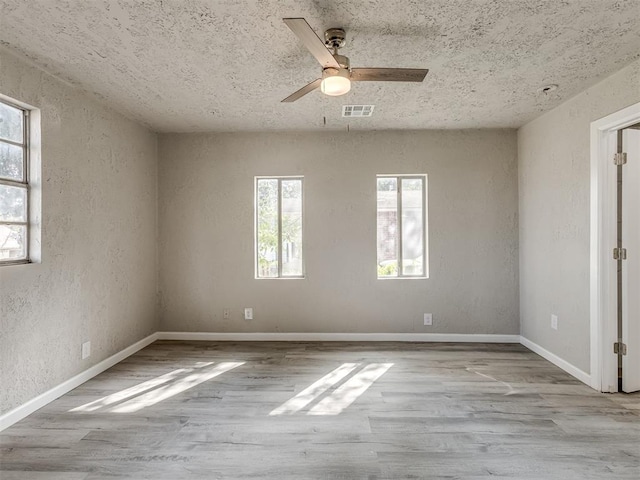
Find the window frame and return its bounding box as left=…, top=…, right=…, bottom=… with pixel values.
left=254, top=175, right=305, bottom=279
left=376, top=174, right=428, bottom=279
left=0, top=98, right=30, bottom=266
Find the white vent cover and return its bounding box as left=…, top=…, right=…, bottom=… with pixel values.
left=342, top=105, right=375, bottom=117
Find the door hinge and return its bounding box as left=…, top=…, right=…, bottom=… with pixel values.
left=613, top=247, right=627, bottom=260
left=614, top=152, right=627, bottom=165
left=614, top=342, right=627, bottom=355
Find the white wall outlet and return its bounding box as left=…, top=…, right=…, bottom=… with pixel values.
left=223, top=308, right=230, bottom=319
left=424, top=313, right=433, bottom=326
left=81, top=341, right=91, bottom=359
left=244, top=308, right=253, bottom=320
left=551, top=314, right=558, bottom=330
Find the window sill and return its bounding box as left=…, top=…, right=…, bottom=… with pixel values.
left=255, top=276, right=305, bottom=280
left=377, top=276, right=428, bottom=280
left=0, top=260, right=31, bottom=267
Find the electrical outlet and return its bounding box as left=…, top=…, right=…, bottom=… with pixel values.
left=424, top=313, right=433, bottom=326
left=82, top=341, right=91, bottom=359
left=551, top=314, right=558, bottom=330
left=244, top=308, right=253, bottom=320
left=223, top=308, right=230, bottom=319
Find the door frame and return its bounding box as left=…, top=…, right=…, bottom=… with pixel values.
left=590, top=101, right=640, bottom=392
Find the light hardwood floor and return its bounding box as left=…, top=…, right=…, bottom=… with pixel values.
left=1, top=341, right=639, bottom=479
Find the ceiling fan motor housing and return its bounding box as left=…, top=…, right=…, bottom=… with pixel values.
left=324, top=28, right=346, bottom=49
left=324, top=29, right=349, bottom=71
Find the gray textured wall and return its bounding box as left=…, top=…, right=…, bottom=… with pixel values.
left=0, top=50, right=159, bottom=415
left=518, top=59, right=640, bottom=373
left=158, top=130, right=519, bottom=335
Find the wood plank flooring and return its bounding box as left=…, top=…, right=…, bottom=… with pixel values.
left=1, top=341, right=639, bottom=479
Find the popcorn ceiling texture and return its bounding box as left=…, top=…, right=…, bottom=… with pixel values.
left=0, top=49, right=159, bottom=416
left=0, top=0, right=638, bottom=132
left=158, top=129, right=519, bottom=336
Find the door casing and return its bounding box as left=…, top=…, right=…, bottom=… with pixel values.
left=590, top=101, right=640, bottom=392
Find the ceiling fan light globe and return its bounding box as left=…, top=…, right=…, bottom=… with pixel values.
left=321, top=76, right=351, bottom=96
left=321, top=68, right=351, bottom=96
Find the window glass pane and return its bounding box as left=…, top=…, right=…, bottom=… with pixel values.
left=0, top=224, right=26, bottom=260
left=401, top=178, right=424, bottom=276
left=256, top=179, right=279, bottom=278
left=281, top=179, right=302, bottom=276
left=0, top=102, right=24, bottom=144
left=0, top=142, right=24, bottom=181
left=0, top=184, right=27, bottom=222
left=377, top=177, right=398, bottom=277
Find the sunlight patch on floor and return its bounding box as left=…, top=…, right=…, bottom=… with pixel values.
left=111, top=362, right=244, bottom=413
left=269, top=363, right=359, bottom=415
left=308, top=363, right=393, bottom=415
left=69, top=361, right=243, bottom=414
left=270, top=363, right=393, bottom=416
left=70, top=362, right=214, bottom=413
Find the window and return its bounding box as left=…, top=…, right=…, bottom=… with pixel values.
left=0, top=99, right=30, bottom=264
left=255, top=177, right=303, bottom=278
left=377, top=175, right=427, bottom=278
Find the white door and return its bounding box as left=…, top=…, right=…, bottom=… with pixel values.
left=622, top=128, right=640, bottom=393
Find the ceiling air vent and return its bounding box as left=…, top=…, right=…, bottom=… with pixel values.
left=342, top=105, right=375, bottom=118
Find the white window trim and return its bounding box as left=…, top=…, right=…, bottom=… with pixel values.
left=254, top=175, right=305, bottom=279
left=377, top=174, right=428, bottom=279
left=0, top=98, right=30, bottom=266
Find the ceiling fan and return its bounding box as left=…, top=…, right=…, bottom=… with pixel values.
left=282, top=18, right=429, bottom=102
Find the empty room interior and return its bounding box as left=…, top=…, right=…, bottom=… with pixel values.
left=1, top=1, right=640, bottom=478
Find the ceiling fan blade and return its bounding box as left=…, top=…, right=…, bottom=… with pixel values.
left=283, top=18, right=340, bottom=69
left=351, top=68, right=429, bottom=82
left=281, top=78, right=322, bottom=103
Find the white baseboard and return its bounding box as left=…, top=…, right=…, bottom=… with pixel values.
left=0, top=332, right=158, bottom=432
left=157, top=331, right=521, bottom=343
left=519, top=336, right=591, bottom=386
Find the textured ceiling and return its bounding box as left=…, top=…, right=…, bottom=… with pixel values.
left=0, top=0, right=639, bottom=132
